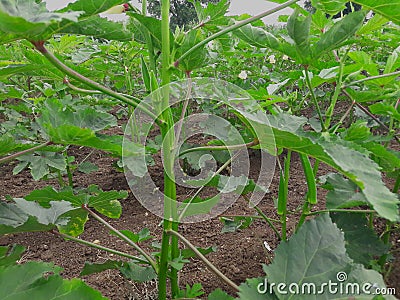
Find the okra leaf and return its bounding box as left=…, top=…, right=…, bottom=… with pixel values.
left=0, top=0, right=81, bottom=41
left=320, top=173, right=368, bottom=209
left=331, top=212, right=389, bottom=266
left=263, top=214, right=395, bottom=299
left=313, top=11, right=365, bottom=59
left=353, top=0, right=400, bottom=25
left=0, top=261, right=106, bottom=299
left=287, top=9, right=312, bottom=63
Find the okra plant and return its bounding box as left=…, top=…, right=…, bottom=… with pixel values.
left=0, top=0, right=399, bottom=299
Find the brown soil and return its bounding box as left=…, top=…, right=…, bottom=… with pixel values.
left=0, top=144, right=399, bottom=299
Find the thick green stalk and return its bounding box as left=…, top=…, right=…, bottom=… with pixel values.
left=174, top=0, right=298, bottom=66
left=158, top=0, right=179, bottom=298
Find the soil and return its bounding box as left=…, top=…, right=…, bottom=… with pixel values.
left=0, top=139, right=399, bottom=299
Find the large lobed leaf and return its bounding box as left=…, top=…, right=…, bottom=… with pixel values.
left=354, top=0, right=400, bottom=26
left=331, top=212, right=389, bottom=266
left=287, top=9, right=312, bottom=63
left=0, top=185, right=127, bottom=236
left=181, top=78, right=399, bottom=221
left=25, top=185, right=127, bottom=219
left=310, top=0, right=400, bottom=26
left=234, top=10, right=365, bottom=65
left=258, top=214, right=396, bottom=299
left=244, top=112, right=399, bottom=221
left=313, top=11, right=366, bottom=58
left=0, top=261, right=106, bottom=300
left=0, top=0, right=81, bottom=41
left=0, top=0, right=133, bottom=43
left=0, top=198, right=79, bottom=235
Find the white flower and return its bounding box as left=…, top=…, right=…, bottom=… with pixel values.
left=238, top=70, right=248, bottom=80
left=282, top=55, right=289, bottom=61
left=268, top=55, right=276, bottom=64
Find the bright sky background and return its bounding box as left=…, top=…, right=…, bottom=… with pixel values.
left=45, top=0, right=293, bottom=24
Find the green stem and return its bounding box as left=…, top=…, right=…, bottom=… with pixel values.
left=83, top=206, right=158, bottom=272
left=243, top=195, right=281, bottom=240
left=159, top=0, right=179, bottom=298
left=342, top=70, right=400, bottom=88
left=31, top=42, right=160, bottom=124
left=220, top=215, right=281, bottom=223
left=141, top=0, right=157, bottom=76
left=174, top=74, right=192, bottom=150
left=64, top=79, right=102, bottom=94
left=178, top=139, right=259, bottom=157
left=384, top=99, right=398, bottom=148
left=368, top=212, right=374, bottom=229
left=166, top=229, right=240, bottom=292
left=281, top=151, right=291, bottom=241
left=57, top=170, right=65, bottom=188
left=354, top=102, right=399, bottom=143
left=174, top=0, right=298, bottom=67
left=305, top=209, right=375, bottom=216
left=304, top=66, right=325, bottom=131
left=393, top=172, right=400, bottom=194
left=141, top=0, right=147, bottom=14
left=64, top=150, right=74, bottom=188
left=312, top=159, right=320, bottom=176
left=324, top=49, right=348, bottom=129
left=65, top=78, right=150, bottom=110
left=0, top=141, right=51, bottom=165
left=331, top=90, right=356, bottom=134
left=378, top=223, right=392, bottom=268
left=296, top=200, right=310, bottom=232
left=178, top=151, right=241, bottom=222
left=55, top=231, right=149, bottom=264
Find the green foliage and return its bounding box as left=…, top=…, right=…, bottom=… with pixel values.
left=353, top=0, right=400, bottom=25
left=0, top=247, right=106, bottom=299
left=234, top=9, right=366, bottom=65
left=14, top=151, right=66, bottom=180
left=0, top=185, right=127, bottom=237
left=260, top=214, right=395, bottom=299
left=0, top=0, right=399, bottom=298
left=220, top=216, right=254, bottom=233
left=320, top=173, right=367, bottom=209
left=331, top=212, right=389, bottom=266
left=0, top=0, right=132, bottom=42
left=178, top=283, right=204, bottom=298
